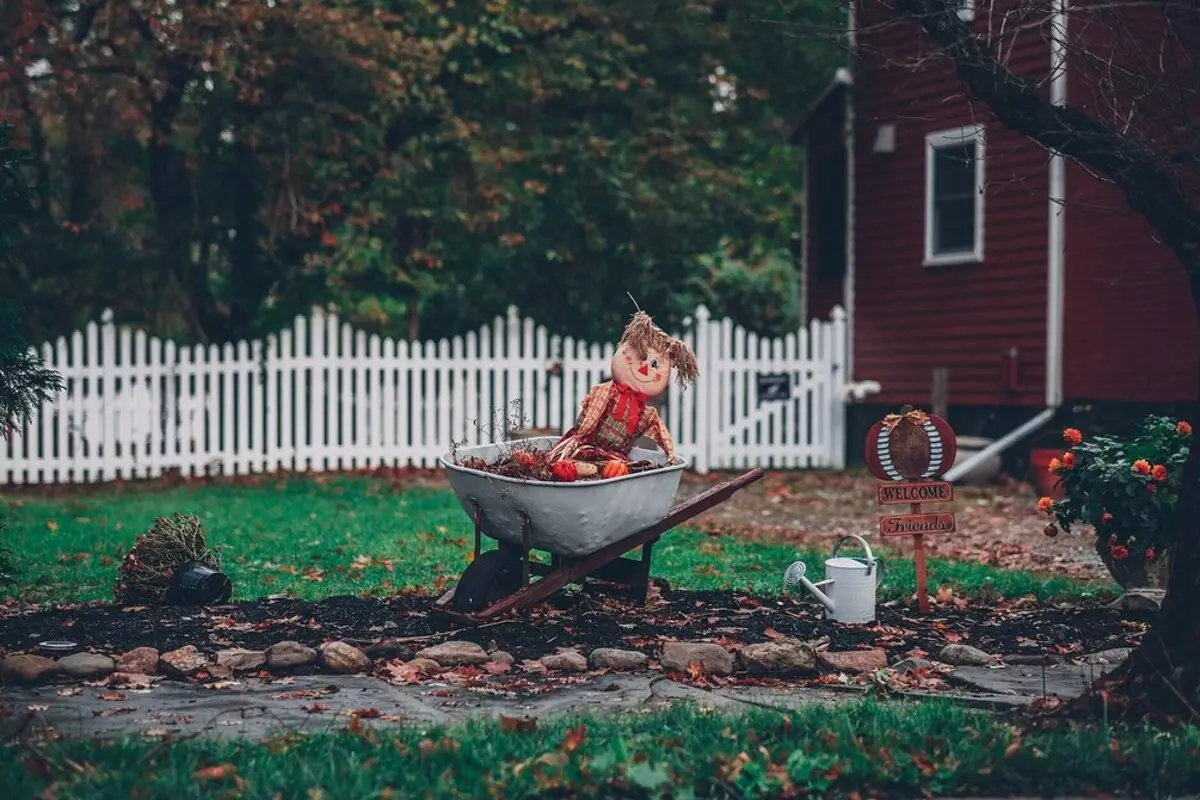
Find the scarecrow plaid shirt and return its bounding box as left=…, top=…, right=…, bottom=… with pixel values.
left=558, top=381, right=676, bottom=463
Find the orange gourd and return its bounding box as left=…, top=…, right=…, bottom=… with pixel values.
left=602, top=460, right=629, bottom=479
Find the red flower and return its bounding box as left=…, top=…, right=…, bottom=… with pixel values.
left=1101, top=512, right=1113, bottom=523
left=1060, top=451, right=1076, bottom=469
left=1132, top=459, right=1151, bottom=475
left=1063, top=428, right=1083, bottom=446
left=1145, top=548, right=1156, bottom=561
left=1178, top=421, right=1193, bottom=437
left=1111, top=544, right=1130, bottom=561
left=1047, top=458, right=1061, bottom=473
left=1037, top=497, right=1055, bottom=514
left=1147, top=483, right=1158, bottom=493
left=1152, top=464, right=1168, bottom=482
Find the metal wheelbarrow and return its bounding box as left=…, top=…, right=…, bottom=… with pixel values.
left=435, top=436, right=764, bottom=624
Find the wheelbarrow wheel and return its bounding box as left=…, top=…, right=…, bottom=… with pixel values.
left=451, top=549, right=525, bottom=613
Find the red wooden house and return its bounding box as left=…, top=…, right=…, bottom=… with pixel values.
left=798, top=0, right=1200, bottom=472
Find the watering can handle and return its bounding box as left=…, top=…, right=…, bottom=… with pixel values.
left=831, top=534, right=884, bottom=584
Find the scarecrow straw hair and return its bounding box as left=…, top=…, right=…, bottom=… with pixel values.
left=619, top=311, right=700, bottom=389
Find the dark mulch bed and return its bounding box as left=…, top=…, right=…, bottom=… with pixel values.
left=0, top=589, right=1148, bottom=663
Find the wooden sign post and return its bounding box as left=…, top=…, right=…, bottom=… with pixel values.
left=864, top=406, right=958, bottom=614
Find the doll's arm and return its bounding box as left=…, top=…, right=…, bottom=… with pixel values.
left=572, top=381, right=614, bottom=439
left=643, top=407, right=677, bottom=464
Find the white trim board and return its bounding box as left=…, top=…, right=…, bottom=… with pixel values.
left=923, top=123, right=986, bottom=267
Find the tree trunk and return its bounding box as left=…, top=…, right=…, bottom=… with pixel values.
left=406, top=296, right=421, bottom=342
left=1106, top=412, right=1200, bottom=718
left=146, top=63, right=227, bottom=343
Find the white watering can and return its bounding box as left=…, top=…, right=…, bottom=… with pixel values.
left=783, top=534, right=884, bottom=624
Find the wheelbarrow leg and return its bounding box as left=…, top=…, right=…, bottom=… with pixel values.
left=637, top=538, right=657, bottom=605
left=471, top=503, right=483, bottom=560
left=518, top=509, right=532, bottom=589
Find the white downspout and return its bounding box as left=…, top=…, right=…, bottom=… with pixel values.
left=947, top=0, right=1067, bottom=483
left=944, top=407, right=1057, bottom=482
left=1046, top=0, right=1068, bottom=407
left=844, top=4, right=857, bottom=385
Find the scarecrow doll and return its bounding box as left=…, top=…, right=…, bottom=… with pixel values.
left=547, top=310, right=698, bottom=478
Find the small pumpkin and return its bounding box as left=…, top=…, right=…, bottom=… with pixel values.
left=552, top=460, right=579, bottom=482
left=602, top=460, right=629, bottom=479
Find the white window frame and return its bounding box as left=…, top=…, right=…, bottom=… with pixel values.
left=957, top=0, right=975, bottom=22
left=924, top=124, right=985, bottom=267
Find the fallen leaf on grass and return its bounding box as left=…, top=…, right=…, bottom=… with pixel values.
left=301, top=703, right=331, bottom=713
left=562, top=724, right=586, bottom=752
left=96, top=692, right=126, bottom=702
left=56, top=687, right=81, bottom=697
left=194, top=764, right=237, bottom=780
left=499, top=715, right=537, bottom=732
left=347, top=708, right=380, bottom=719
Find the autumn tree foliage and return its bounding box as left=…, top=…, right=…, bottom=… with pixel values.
left=859, top=0, right=1200, bottom=718
left=0, top=0, right=841, bottom=343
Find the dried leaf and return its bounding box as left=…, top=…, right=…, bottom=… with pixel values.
left=194, top=764, right=237, bottom=780
left=562, top=723, right=587, bottom=752
left=499, top=715, right=538, bottom=732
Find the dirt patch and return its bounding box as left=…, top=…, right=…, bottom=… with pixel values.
left=674, top=470, right=1108, bottom=581
left=0, top=589, right=1145, bottom=664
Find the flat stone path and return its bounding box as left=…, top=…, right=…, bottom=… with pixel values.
left=1, top=660, right=1105, bottom=742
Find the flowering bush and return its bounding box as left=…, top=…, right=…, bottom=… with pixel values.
left=1038, top=416, right=1192, bottom=566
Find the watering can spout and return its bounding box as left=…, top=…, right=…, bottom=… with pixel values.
left=783, top=561, right=836, bottom=613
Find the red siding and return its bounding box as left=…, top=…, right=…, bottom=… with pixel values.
left=1061, top=3, right=1200, bottom=402
left=853, top=1, right=1052, bottom=407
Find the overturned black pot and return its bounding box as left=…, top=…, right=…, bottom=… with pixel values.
left=165, top=561, right=232, bottom=606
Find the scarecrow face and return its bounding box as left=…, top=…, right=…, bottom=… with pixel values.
left=611, top=344, right=671, bottom=397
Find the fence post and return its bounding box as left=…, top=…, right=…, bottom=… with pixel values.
left=829, top=305, right=848, bottom=469
left=694, top=304, right=711, bottom=474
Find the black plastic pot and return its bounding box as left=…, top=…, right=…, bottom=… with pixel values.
left=166, top=561, right=232, bottom=606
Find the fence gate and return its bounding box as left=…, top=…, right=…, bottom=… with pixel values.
left=0, top=306, right=848, bottom=484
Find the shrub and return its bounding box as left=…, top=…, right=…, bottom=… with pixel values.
left=701, top=247, right=802, bottom=338
left=1038, top=416, right=1192, bottom=566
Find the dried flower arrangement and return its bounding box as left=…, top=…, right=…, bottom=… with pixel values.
left=114, top=513, right=229, bottom=605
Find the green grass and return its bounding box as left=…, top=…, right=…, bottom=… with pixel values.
left=0, top=477, right=1114, bottom=605
left=4, top=699, right=1197, bottom=798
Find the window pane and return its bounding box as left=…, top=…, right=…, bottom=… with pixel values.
left=934, top=197, right=976, bottom=253
left=933, top=143, right=975, bottom=198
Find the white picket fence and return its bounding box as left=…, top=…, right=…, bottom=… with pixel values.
left=0, top=305, right=848, bottom=485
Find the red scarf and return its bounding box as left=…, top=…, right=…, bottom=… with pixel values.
left=611, top=383, right=648, bottom=434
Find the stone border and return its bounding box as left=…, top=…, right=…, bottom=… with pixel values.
left=1, top=636, right=1129, bottom=690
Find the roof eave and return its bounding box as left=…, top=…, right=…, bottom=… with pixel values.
left=789, top=67, right=853, bottom=144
